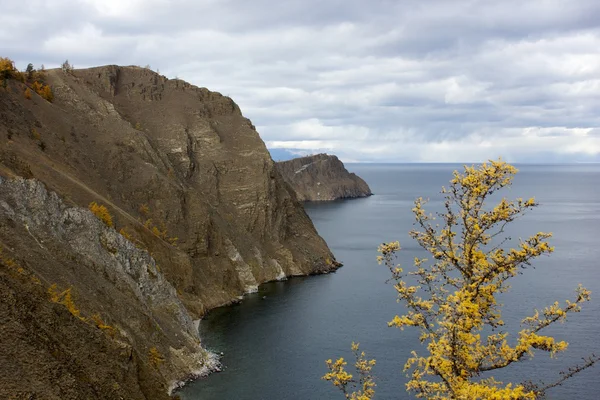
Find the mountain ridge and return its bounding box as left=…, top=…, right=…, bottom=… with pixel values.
left=0, top=62, right=339, bottom=398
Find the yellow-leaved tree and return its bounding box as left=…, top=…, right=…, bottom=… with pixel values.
left=324, top=160, right=597, bottom=399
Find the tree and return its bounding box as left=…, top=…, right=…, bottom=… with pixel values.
left=61, top=59, right=73, bottom=73
left=26, top=63, right=34, bottom=79
left=31, top=81, right=53, bottom=102
left=324, top=160, right=597, bottom=399
left=41, top=84, right=53, bottom=102
left=0, top=57, right=17, bottom=80
left=88, top=202, right=113, bottom=227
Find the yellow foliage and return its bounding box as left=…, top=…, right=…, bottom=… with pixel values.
left=31, top=80, right=53, bottom=102
left=142, top=213, right=178, bottom=246
left=325, top=159, right=595, bottom=400
left=0, top=246, right=17, bottom=269
left=119, top=227, right=133, bottom=241
left=31, top=80, right=42, bottom=93
left=91, top=313, right=116, bottom=336
left=41, top=84, right=53, bottom=102
left=89, top=202, right=113, bottom=227
left=0, top=57, right=20, bottom=80
left=139, top=203, right=150, bottom=215
left=24, top=88, right=31, bottom=99
left=48, top=284, right=84, bottom=320
left=47, top=283, right=121, bottom=335
left=151, top=226, right=164, bottom=238
left=323, top=343, right=376, bottom=400
left=149, top=346, right=165, bottom=368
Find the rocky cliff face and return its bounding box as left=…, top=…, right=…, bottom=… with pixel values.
left=0, top=65, right=339, bottom=398
left=276, top=154, right=372, bottom=201
left=0, top=177, right=215, bottom=399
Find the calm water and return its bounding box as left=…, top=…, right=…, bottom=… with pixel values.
left=179, top=164, right=600, bottom=399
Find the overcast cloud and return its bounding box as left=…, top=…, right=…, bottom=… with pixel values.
left=3, top=0, right=600, bottom=162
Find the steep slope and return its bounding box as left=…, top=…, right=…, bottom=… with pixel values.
left=0, top=65, right=339, bottom=397
left=276, top=154, right=372, bottom=201
left=0, top=65, right=338, bottom=312
left=0, top=178, right=214, bottom=399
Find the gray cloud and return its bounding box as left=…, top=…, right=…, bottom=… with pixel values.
left=2, top=0, right=600, bottom=162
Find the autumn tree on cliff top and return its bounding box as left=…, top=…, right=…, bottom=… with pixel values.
left=324, top=160, right=597, bottom=399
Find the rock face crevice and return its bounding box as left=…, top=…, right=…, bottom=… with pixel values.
left=0, top=65, right=339, bottom=398
left=276, top=153, right=372, bottom=201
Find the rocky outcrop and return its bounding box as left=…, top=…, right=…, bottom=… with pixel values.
left=0, top=65, right=339, bottom=398
left=276, top=154, right=372, bottom=201
left=0, top=177, right=217, bottom=399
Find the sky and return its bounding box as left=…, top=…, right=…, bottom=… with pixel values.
left=2, top=0, right=600, bottom=163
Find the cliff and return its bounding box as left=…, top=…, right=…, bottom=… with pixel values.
left=0, top=178, right=213, bottom=399
left=276, top=154, right=372, bottom=201
left=0, top=65, right=339, bottom=398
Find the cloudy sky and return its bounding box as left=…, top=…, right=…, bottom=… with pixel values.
left=3, top=0, right=600, bottom=162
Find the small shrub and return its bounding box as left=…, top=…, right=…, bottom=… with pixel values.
left=139, top=207, right=178, bottom=247
left=48, top=284, right=84, bottom=320
left=0, top=57, right=18, bottom=80
left=149, top=347, right=165, bottom=368
left=24, top=88, right=31, bottom=99
left=139, top=203, right=150, bottom=215
left=31, top=80, right=42, bottom=94
left=31, top=80, right=53, bottom=102
left=151, top=226, right=164, bottom=238
left=89, top=202, right=114, bottom=227
left=134, top=122, right=142, bottom=131
left=41, top=85, right=53, bottom=102
left=119, top=227, right=133, bottom=241
left=91, top=313, right=116, bottom=336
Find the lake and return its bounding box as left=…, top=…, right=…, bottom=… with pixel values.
left=179, top=163, right=600, bottom=399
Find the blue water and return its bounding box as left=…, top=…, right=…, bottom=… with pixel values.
left=179, top=164, right=600, bottom=399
